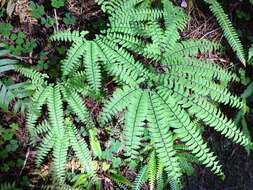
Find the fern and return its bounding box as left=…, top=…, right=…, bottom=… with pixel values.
left=132, top=165, right=148, bottom=190
left=98, top=0, right=250, bottom=188
left=61, top=41, right=86, bottom=76
left=53, top=129, right=69, bottom=183
left=205, top=0, right=246, bottom=65
left=147, top=91, right=182, bottom=185
left=124, top=90, right=148, bottom=160
left=17, top=69, right=97, bottom=183
left=0, top=44, right=30, bottom=113
left=147, top=151, right=157, bottom=190
left=67, top=120, right=96, bottom=176
left=0, top=182, right=20, bottom=190
left=49, top=30, right=89, bottom=42
left=16, top=0, right=251, bottom=188
left=50, top=0, right=163, bottom=93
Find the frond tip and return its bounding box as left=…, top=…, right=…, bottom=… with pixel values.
left=206, top=0, right=246, bottom=65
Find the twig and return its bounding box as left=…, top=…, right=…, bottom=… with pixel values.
left=200, top=28, right=220, bottom=39
left=54, top=9, right=59, bottom=32
left=19, top=147, right=30, bottom=176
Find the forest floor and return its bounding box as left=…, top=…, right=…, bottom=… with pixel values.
left=1, top=0, right=253, bottom=190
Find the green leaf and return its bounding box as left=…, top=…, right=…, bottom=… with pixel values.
left=63, top=12, right=76, bottom=25
left=0, top=23, right=13, bottom=37
left=29, top=2, right=45, bottom=19
left=41, top=16, right=55, bottom=28
left=108, top=172, right=131, bottom=186
left=89, top=129, right=102, bottom=159
left=112, top=157, right=121, bottom=168
left=248, top=44, right=253, bottom=61
left=51, top=0, right=65, bottom=8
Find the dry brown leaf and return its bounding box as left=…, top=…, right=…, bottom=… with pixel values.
left=6, top=0, right=16, bottom=17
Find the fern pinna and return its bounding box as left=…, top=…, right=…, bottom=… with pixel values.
left=16, top=65, right=97, bottom=184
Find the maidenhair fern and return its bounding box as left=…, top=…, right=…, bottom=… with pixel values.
left=0, top=182, right=20, bottom=190
left=20, top=0, right=251, bottom=188
left=0, top=43, right=30, bottom=113
left=132, top=146, right=199, bottom=190
left=204, top=0, right=246, bottom=65
left=17, top=64, right=97, bottom=184
left=88, top=0, right=251, bottom=188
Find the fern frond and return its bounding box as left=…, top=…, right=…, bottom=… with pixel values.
left=100, top=86, right=139, bottom=124
left=167, top=39, right=221, bottom=57
left=147, top=151, right=157, bottom=190
left=50, top=30, right=88, bottom=42
left=147, top=91, right=182, bottom=185
left=95, top=39, right=147, bottom=86
left=206, top=0, right=245, bottom=65
left=53, top=131, right=69, bottom=183
left=156, top=159, right=164, bottom=190
left=106, top=33, right=145, bottom=55
left=64, top=71, right=95, bottom=97
left=0, top=182, right=20, bottom=190
left=47, top=85, right=65, bottom=137
left=36, top=130, right=55, bottom=165
left=178, top=156, right=195, bottom=176
left=32, top=120, right=51, bottom=137
left=0, top=44, right=16, bottom=72
left=61, top=41, right=86, bottom=76
left=189, top=97, right=250, bottom=146
left=0, top=81, right=16, bottom=111
left=124, top=90, right=148, bottom=159
left=163, top=57, right=238, bottom=83
left=0, top=59, right=16, bottom=73
left=132, top=165, right=148, bottom=190
left=156, top=87, right=224, bottom=177
left=68, top=123, right=96, bottom=177
left=62, top=86, right=95, bottom=129
left=15, top=66, right=48, bottom=87
left=27, top=86, right=50, bottom=136
left=165, top=72, right=242, bottom=108
left=84, top=42, right=102, bottom=93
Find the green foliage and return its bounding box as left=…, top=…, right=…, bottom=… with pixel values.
left=132, top=165, right=148, bottom=190
left=16, top=41, right=98, bottom=184
left=0, top=23, right=13, bottom=37
left=51, top=0, right=65, bottom=8
left=0, top=182, right=20, bottom=190
left=205, top=0, right=246, bottom=65
left=29, top=2, right=45, bottom=19
left=0, top=123, right=24, bottom=174
left=0, top=28, right=37, bottom=56
left=248, top=43, right=253, bottom=63
left=1, top=0, right=250, bottom=189
left=26, top=83, right=96, bottom=183
left=9, top=32, right=37, bottom=55
left=0, top=9, right=5, bottom=18
left=81, top=0, right=251, bottom=188
left=0, top=44, right=31, bottom=113
left=234, top=70, right=253, bottom=154
left=89, top=128, right=102, bottom=159
left=63, top=13, right=77, bottom=25
left=41, top=16, right=56, bottom=28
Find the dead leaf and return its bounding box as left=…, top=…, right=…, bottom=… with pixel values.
left=6, top=0, right=16, bottom=17
left=1, top=0, right=7, bottom=8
